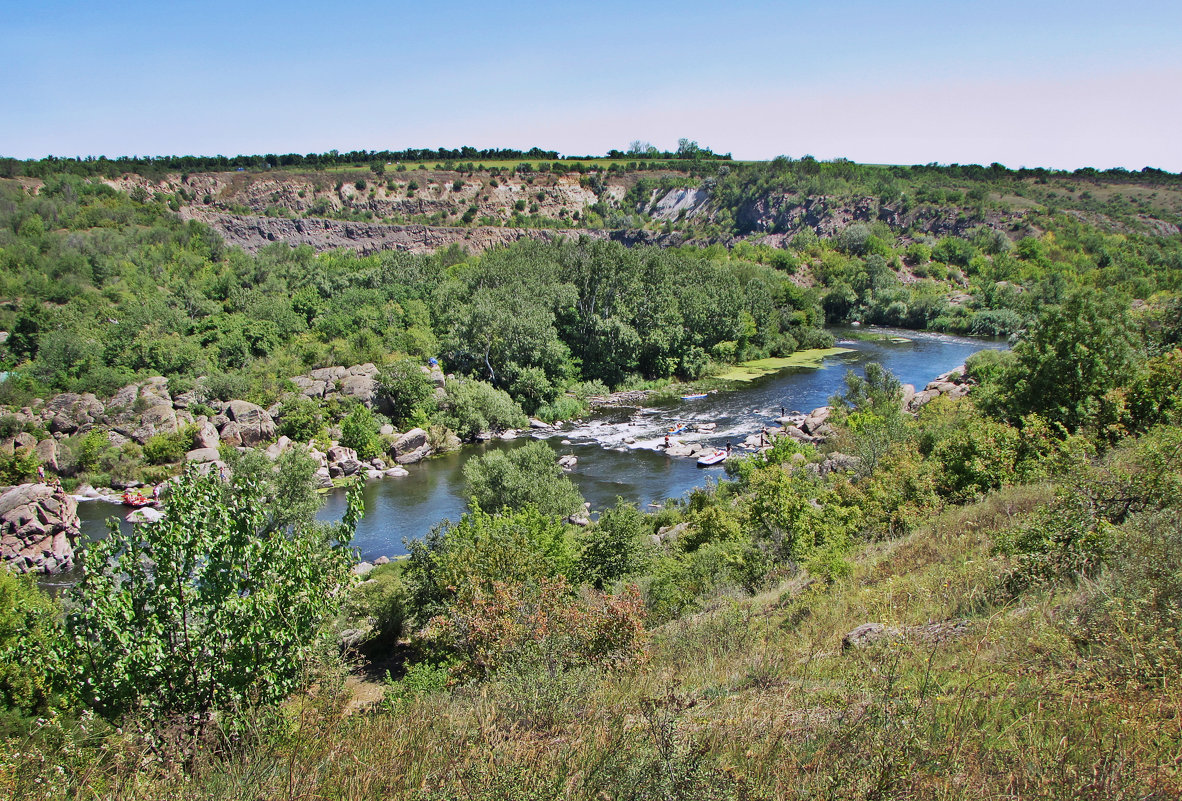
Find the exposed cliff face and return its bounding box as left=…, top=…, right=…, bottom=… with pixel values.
left=177, top=211, right=691, bottom=255
left=99, top=166, right=1181, bottom=258
left=730, top=194, right=1031, bottom=241
left=180, top=210, right=609, bottom=255
left=107, top=169, right=629, bottom=228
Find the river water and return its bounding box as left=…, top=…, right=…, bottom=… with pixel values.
left=71, top=327, right=1004, bottom=570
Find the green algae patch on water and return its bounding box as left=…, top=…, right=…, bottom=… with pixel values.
left=714, top=347, right=854, bottom=382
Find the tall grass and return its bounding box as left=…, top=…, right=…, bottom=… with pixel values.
left=7, top=483, right=1179, bottom=799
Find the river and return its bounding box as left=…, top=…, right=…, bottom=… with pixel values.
left=70, top=327, right=1004, bottom=572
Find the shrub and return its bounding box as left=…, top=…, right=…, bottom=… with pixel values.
left=0, top=570, right=61, bottom=734
left=0, top=448, right=41, bottom=484
left=62, top=466, right=364, bottom=721
left=342, top=563, right=408, bottom=649
left=277, top=395, right=324, bottom=443
left=576, top=497, right=651, bottom=589
left=340, top=405, right=383, bottom=460
left=142, top=425, right=197, bottom=465
left=204, top=372, right=250, bottom=402
left=377, top=358, right=434, bottom=427
left=931, top=415, right=1021, bottom=501
left=404, top=506, right=575, bottom=623
left=434, top=378, right=527, bottom=441
left=65, top=428, right=111, bottom=474
left=420, top=576, right=649, bottom=680
left=1068, top=509, right=1182, bottom=687
left=463, top=440, right=585, bottom=518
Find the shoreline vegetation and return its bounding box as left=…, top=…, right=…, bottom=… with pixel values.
left=710, top=347, right=855, bottom=382
left=2, top=148, right=1182, bottom=798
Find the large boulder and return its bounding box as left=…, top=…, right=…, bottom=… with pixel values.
left=106, top=383, right=141, bottom=412
left=34, top=439, right=58, bottom=472
left=0, top=483, right=80, bottom=574
left=218, top=420, right=243, bottom=448
left=340, top=374, right=377, bottom=406
left=129, top=403, right=180, bottom=443
left=264, top=436, right=293, bottom=461
left=193, top=419, right=220, bottom=450
left=139, top=376, right=172, bottom=404
left=801, top=406, right=832, bottom=436
left=329, top=458, right=364, bottom=478
left=126, top=507, right=166, bottom=524
left=907, top=389, right=941, bottom=412
left=327, top=445, right=359, bottom=465
left=225, top=400, right=276, bottom=447
left=392, top=428, right=431, bottom=465
left=290, top=375, right=328, bottom=398
left=393, top=428, right=428, bottom=455
left=310, top=366, right=347, bottom=384
left=185, top=447, right=222, bottom=463
left=46, top=392, right=105, bottom=434
left=395, top=444, right=431, bottom=465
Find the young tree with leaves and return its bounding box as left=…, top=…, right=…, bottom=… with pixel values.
left=63, top=465, right=364, bottom=721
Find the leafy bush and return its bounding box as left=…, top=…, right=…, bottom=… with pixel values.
left=1067, top=509, right=1182, bottom=687
left=277, top=395, right=324, bottom=443
left=0, top=448, right=41, bottom=484
left=340, top=404, right=383, bottom=460
left=985, top=291, right=1140, bottom=431
left=62, top=466, right=364, bottom=721
left=67, top=429, right=112, bottom=474
left=420, top=576, right=649, bottom=681
left=204, top=372, right=250, bottom=402
left=463, top=440, right=585, bottom=518
left=142, top=425, right=197, bottom=465
left=342, top=563, right=408, bottom=649
left=0, top=571, right=62, bottom=734
left=644, top=541, right=769, bottom=623
left=434, top=378, right=527, bottom=441
left=404, top=506, right=575, bottom=623
left=932, top=415, right=1021, bottom=501
left=576, top=497, right=651, bottom=589
left=377, top=358, right=434, bottom=427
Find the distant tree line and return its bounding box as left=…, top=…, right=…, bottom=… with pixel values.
left=0, top=146, right=563, bottom=180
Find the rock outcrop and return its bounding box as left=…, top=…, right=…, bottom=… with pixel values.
left=906, top=364, right=972, bottom=412
left=225, top=400, right=276, bottom=446
left=0, top=483, right=81, bottom=574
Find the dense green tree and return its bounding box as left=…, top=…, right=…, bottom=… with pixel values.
left=0, top=571, right=61, bottom=733
left=463, top=440, right=585, bottom=518
left=340, top=404, right=384, bottom=460
left=63, top=466, right=363, bottom=721
left=575, top=497, right=651, bottom=589
left=377, top=358, right=434, bottom=426
left=404, top=505, right=575, bottom=622
left=988, top=291, right=1140, bottom=431
left=435, top=378, right=527, bottom=440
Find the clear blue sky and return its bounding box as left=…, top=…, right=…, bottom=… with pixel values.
left=3, top=0, right=1180, bottom=170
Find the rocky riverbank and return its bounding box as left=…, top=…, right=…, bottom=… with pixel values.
left=656, top=364, right=972, bottom=463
